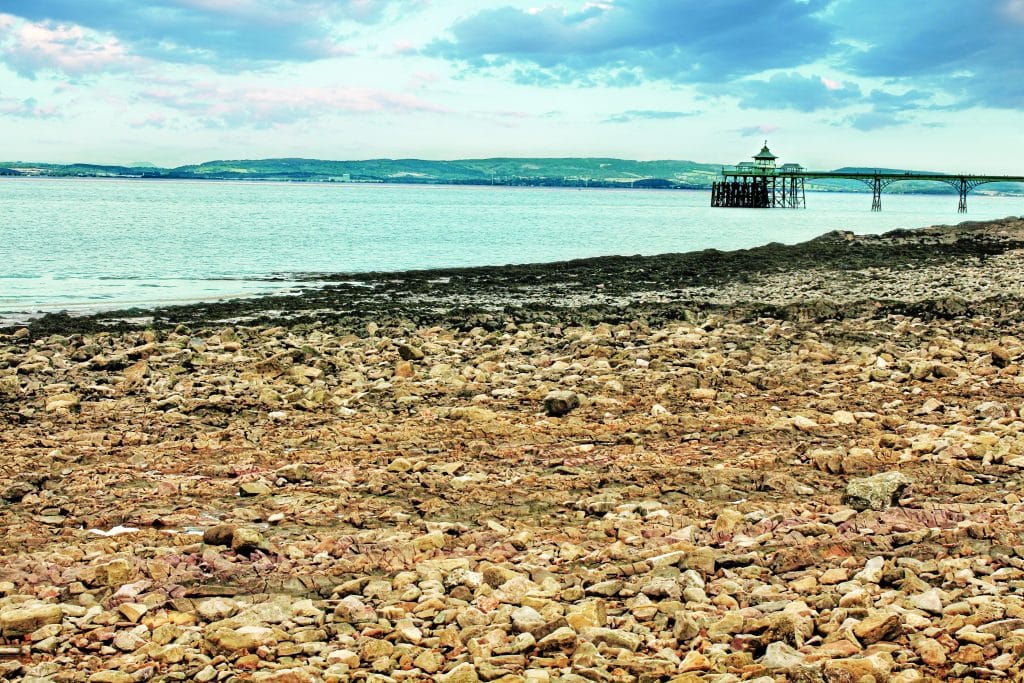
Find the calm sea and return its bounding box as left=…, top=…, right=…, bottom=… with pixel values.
left=2, top=177, right=1022, bottom=323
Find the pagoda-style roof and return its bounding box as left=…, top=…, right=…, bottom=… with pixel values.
left=753, top=142, right=777, bottom=160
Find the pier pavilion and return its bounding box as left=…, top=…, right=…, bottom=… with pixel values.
left=711, top=143, right=1024, bottom=213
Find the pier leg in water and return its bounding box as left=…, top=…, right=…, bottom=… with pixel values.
left=871, top=177, right=882, bottom=212
left=958, top=177, right=968, bottom=214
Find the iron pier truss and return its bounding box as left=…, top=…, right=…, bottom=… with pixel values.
left=711, top=143, right=1024, bottom=213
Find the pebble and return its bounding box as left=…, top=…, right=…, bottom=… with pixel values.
left=543, top=390, right=580, bottom=417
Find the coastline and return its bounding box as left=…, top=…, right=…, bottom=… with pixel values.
left=3, top=215, right=1024, bottom=681
left=12, top=214, right=1024, bottom=336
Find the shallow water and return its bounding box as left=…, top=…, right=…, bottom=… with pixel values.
left=2, top=177, right=1021, bottom=321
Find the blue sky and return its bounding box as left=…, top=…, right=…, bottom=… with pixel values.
left=0, top=0, right=1022, bottom=172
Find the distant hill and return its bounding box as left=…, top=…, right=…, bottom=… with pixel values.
left=2, top=157, right=1022, bottom=194
left=169, top=157, right=723, bottom=188
left=0, top=157, right=722, bottom=188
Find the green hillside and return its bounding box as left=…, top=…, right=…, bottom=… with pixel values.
left=2, top=157, right=1021, bottom=194
left=170, top=157, right=722, bottom=187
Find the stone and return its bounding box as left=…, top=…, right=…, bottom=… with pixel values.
left=791, top=415, right=819, bottom=432
left=86, top=558, right=132, bottom=587
left=276, top=463, right=310, bottom=482
left=543, top=390, right=580, bottom=417
left=438, top=662, right=480, bottom=683
left=413, top=649, right=444, bottom=674
left=0, top=603, right=62, bottom=638
left=977, top=618, right=1024, bottom=636
left=511, top=605, right=546, bottom=633
left=239, top=481, right=273, bottom=496
left=394, top=359, right=415, bottom=378
left=397, top=344, right=425, bottom=361
left=197, top=598, right=238, bottom=621
left=566, top=600, right=606, bottom=630
left=842, top=471, right=913, bottom=511
left=679, top=650, right=711, bottom=673
left=413, top=530, right=446, bottom=551
left=45, top=392, right=79, bottom=411
left=387, top=457, right=413, bottom=472
left=853, top=611, right=902, bottom=644
left=990, top=345, right=1013, bottom=367
left=117, top=602, right=148, bottom=623
left=914, top=637, right=946, bottom=666
left=760, top=641, right=805, bottom=670
left=580, top=627, right=642, bottom=651
left=832, top=410, right=857, bottom=425
left=333, top=596, right=377, bottom=623
left=822, top=654, right=892, bottom=683
left=537, top=626, right=576, bottom=651
left=395, top=619, right=422, bottom=644
left=854, top=556, right=885, bottom=584
left=1, top=482, right=35, bottom=503
left=252, top=669, right=319, bottom=683
left=88, top=672, right=133, bottom=683
left=231, top=527, right=269, bottom=555
left=206, top=625, right=278, bottom=653
left=910, top=588, right=944, bottom=615
left=203, top=524, right=236, bottom=546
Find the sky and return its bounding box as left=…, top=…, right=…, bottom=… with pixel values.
left=0, top=0, right=1023, bottom=172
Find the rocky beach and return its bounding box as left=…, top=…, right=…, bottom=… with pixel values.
left=3, top=216, right=1024, bottom=683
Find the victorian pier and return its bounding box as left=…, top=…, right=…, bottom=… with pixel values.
left=711, top=143, right=1024, bottom=213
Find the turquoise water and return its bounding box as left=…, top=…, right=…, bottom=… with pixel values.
left=2, top=177, right=1022, bottom=322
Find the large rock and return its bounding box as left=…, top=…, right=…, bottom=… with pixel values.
left=203, top=524, right=236, bottom=546
left=1, top=482, right=35, bottom=503
left=230, top=527, right=269, bottom=555
left=437, top=662, right=479, bottom=683
left=197, top=598, right=239, bottom=622
left=396, top=343, right=425, bottom=361
left=206, top=625, right=278, bottom=653
left=822, top=654, right=892, bottom=682
left=853, top=611, right=902, bottom=644
left=842, top=472, right=912, bottom=511
left=0, top=603, right=62, bottom=637
left=761, top=641, right=806, bottom=671
left=543, top=390, right=580, bottom=417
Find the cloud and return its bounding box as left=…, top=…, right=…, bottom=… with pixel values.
left=0, top=1, right=409, bottom=70
left=831, top=0, right=1024, bottom=109
left=866, top=89, right=934, bottom=114
left=0, top=13, right=142, bottom=78
left=423, top=0, right=1023, bottom=120
left=130, top=113, right=171, bottom=129
left=392, top=40, right=418, bottom=55
left=703, top=72, right=862, bottom=113
left=406, top=71, right=440, bottom=90
left=842, top=111, right=907, bottom=132
left=137, top=82, right=448, bottom=127
left=602, top=109, right=699, bottom=123
left=427, top=0, right=835, bottom=85
left=0, top=96, right=61, bottom=118
left=737, top=124, right=780, bottom=137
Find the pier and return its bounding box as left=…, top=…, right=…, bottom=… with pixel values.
left=711, top=143, right=1024, bottom=213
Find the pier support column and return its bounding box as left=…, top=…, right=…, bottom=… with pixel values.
left=957, top=177, right=968, bottom=213
left=871, top=177, right=882, bottom=212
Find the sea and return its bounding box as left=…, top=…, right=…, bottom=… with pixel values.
left=2, top=177, right=1022, bottom=324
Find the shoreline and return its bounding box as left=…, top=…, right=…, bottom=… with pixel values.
left=9, top=215, right=1024, bottom=337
